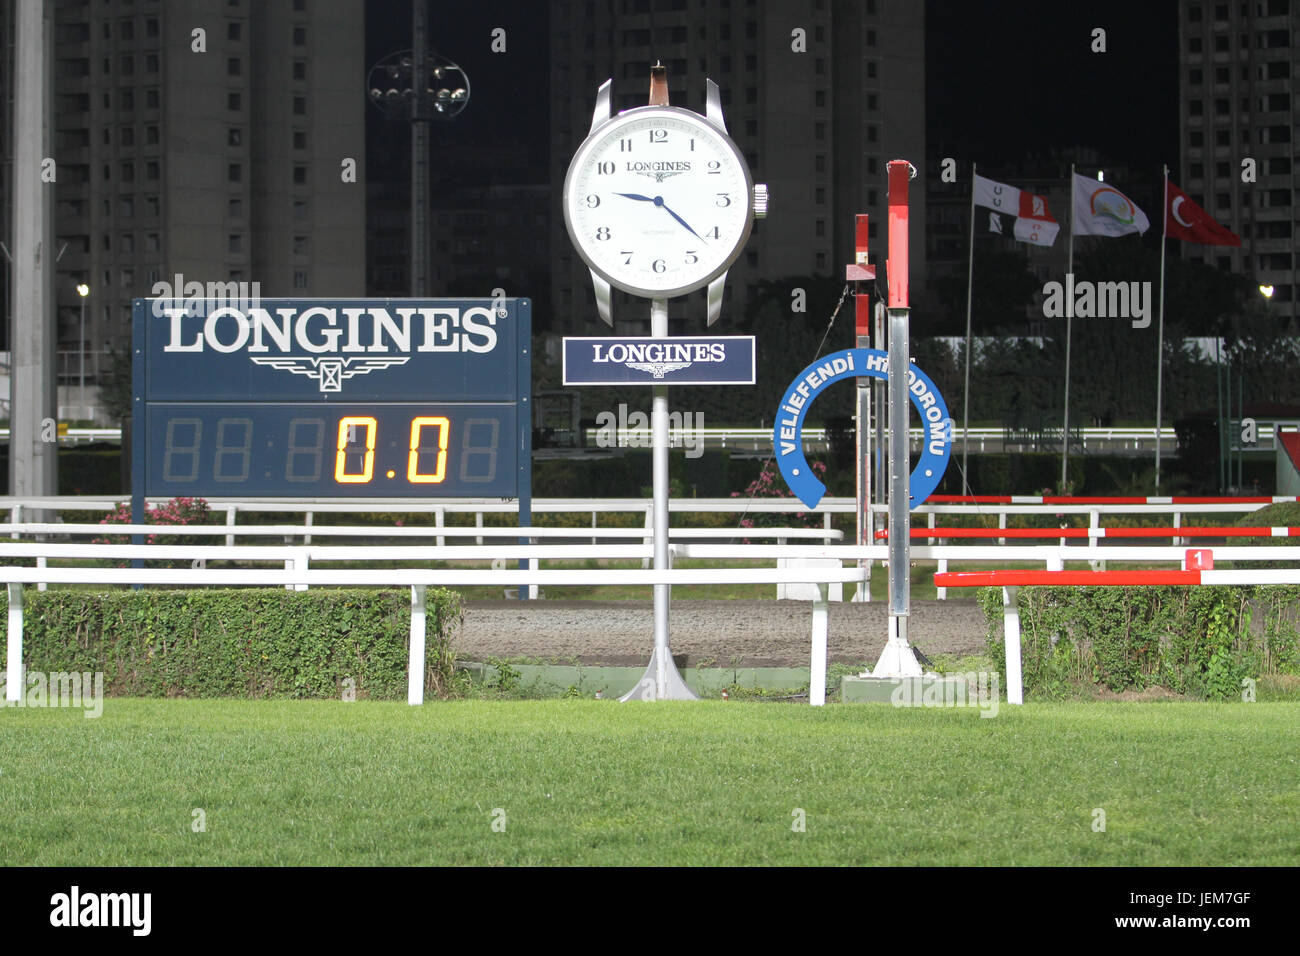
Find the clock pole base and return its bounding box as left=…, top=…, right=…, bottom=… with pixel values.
left=619, top=646, right=699, bottom=701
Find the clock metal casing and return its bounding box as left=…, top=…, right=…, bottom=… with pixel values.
left=563, top=103, right=756, bottom=300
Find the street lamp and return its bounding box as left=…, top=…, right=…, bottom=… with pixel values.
left=1259, top=284, right=1275, bottom=299
left=75, top=282, right=89, bottom=421
left=366, top=1, right=469, bottom=297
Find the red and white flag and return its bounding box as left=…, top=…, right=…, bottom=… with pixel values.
left=973, top=173, right=1060, bottom=247
left=1165, top=181, right=1241, bottom=246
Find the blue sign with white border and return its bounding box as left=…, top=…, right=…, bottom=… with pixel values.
left=774, top=348, right=953, bottom=510
left=563, top=336, right=755, bottom=385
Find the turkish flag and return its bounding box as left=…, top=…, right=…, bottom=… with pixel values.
left=1166, top=181, right=1241, bottom=246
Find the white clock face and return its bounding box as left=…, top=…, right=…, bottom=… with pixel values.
left=563, top=106, right=754, bottom=298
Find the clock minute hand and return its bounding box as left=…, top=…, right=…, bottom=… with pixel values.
left=656, top=200, right=708, bottom=243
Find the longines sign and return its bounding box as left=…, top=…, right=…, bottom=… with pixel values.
left=139, top=297, right=521, bottom=401
left=562, top=336, right=755, bottom=386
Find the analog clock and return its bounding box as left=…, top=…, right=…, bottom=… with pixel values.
left=563, top=79, right=767, bottom=322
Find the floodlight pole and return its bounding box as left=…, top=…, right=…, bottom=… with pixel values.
left=870, top=160, right=923, bottom=679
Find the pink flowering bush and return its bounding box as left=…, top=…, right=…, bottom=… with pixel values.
left=730, top=460, right=828, bottom=539
left=95, top=497, right=213, bottom=566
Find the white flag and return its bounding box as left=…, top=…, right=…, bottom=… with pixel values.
left=1072, top=172, right=1150, bottom=237
left=973, top=173, right=1059, bottom=248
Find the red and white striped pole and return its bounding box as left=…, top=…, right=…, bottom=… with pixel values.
left=872, top=160, right=923, bottom=678
left=848, top=214, right=875, bottom=601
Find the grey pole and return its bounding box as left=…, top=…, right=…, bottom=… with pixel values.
left=9, top=0, right=58, bottom=500
left=410, top=0, right=429, bottom=297
left=79, top=293, right=86, bottom=418
left=1154, top=165, right=1168, bottom=491
left=961, top=162, right=977, bottom=494
left=1061, top=165, right=1075, bottom=492
left=621, top=297, right=696, bottom=700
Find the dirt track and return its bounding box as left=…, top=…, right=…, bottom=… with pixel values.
left=455, top=598, right=993, bottom=667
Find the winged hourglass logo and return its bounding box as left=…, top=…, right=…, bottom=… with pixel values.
left=248, top=356, right=410, bottom=392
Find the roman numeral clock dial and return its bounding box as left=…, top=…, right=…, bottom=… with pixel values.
left=563, top=79, right=767, bottom=322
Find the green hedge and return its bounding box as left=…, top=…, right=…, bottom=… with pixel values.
left=979, top=585, right=1300, bottom=700
left=10, top=588, right=462, bottom=700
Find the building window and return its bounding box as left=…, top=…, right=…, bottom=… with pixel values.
left=120, top=55, right=134, bottom=75
left=145, top=196, right=160, bottom=217
left=292, top=26, right=307, bottom=45
left=293, top=60, right=307, bottom=81
left=228, top=234, right=242, bottom=253
left=146, top=233, right=160, bottom=252
left=120, top=161, right=134, bottom=181
left=145, top=89, right=159, bottom=109
left=229, top=198, right=243, bottom=219
left=145, top=53, right=158, bottom=73
left=146, top=18, right=159, bottom=38
left=145, top=160, right=159, bottom=180
left=227, top=22, right=241, bottom=41
left=228, top=128, right=242, bottom=146
left=227, top=57, right=241, bottom=76
left=145, top=125, right=159, bottom=144
left=121, top=89, right=134, bottom=110
left=293, top=236, right=309, bottom=255
left=120, top=19, right=134, bottom=40
left=292, top=130, right=307, bottom=150
left=293, top=165, right=308, bottom=185
left=293, top=96, right=307, bottom=115
left=228, top=92, right=241, bottom=111
left=294, top=271, right=309, bottom=289
left=293, top=200, right=309, bottom=220
left=120, top=195, right=134, bottom=217
left=121, top=127, right=135, bottom=147
left=228, top=163, right=242, bottom=183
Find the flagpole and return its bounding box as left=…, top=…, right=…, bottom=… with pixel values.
left=961, top=162, right=977, bottom=494
left=1062, top=165, right=1074, bottom=492
left=1155, top=164, right=1169, bottom=491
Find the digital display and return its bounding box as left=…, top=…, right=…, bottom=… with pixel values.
left=145, top=404, right=516, bottom=497
left=132, top=297, right=530, bottom=502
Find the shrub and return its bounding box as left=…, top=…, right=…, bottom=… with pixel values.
left=981, top=584, right=1299, bottom=700
left=11, top=587, right=462, bottom=700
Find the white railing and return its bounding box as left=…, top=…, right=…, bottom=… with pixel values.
left=4, top=532, right=1295, bottom=706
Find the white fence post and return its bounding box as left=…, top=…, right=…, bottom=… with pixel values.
left=225, top=506, right=236, bottom=547
left=408, top=584, right=426, bottom=706
left=436, top=508, right=445, bottom=549
left=810, top=584, right=828, bottom=706
left=475, top=512, right=483, bottom=546
left=936, top=558, right=947, bottom=600
left=1003, top=585, right=1023, bottom=705
left=6, top=583, right=23, bottom=702
left=304, top=511, right=313, bottom=545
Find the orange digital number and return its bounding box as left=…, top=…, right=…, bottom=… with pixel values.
left=407, top=416, right=450, bottom=483
left=335, top=416, right=377, bottom=483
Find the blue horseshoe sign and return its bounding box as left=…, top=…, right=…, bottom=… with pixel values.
left=773, top=348, right=953, bottom=510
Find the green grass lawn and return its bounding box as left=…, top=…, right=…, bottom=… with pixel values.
left=2, top=699, right=1297, bottom=866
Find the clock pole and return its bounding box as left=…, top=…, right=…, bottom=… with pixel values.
left=623, top=64, right=696, bottom=701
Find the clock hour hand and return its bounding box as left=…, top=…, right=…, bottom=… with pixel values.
left=612, top=192, right=656, bottom=202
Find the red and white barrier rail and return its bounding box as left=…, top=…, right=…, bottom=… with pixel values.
left=935, top=565, right=1300, bottom=704
left=878, top=526, right=1300, bottom=540
left=927, top=494, right=1300, bottom=505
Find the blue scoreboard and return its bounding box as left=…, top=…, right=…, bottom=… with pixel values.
left=131, top=297, right=531, bottom=507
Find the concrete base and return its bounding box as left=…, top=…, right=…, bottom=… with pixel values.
left=841, top=673, right=970, bottom=704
